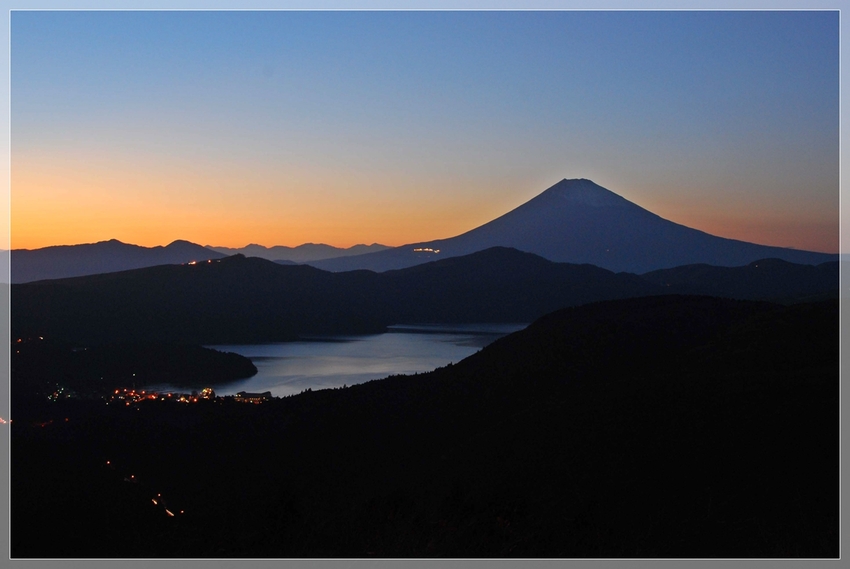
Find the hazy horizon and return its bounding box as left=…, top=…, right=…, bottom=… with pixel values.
left=10, top=175, right=839, bottom=256
left=11, top=11, right=839, bottom=253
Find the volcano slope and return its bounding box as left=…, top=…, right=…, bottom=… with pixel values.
left=310, top=178, right=837, bottom=273
left=11, top=295, right=838, bottom=558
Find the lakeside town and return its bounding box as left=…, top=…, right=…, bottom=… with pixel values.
left=108, top=387, right=274, bottom=406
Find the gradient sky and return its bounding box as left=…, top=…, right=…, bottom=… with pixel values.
left=11, top=9, right=839, bottom=252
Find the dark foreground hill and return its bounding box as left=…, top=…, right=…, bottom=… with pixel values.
left=311, top=178, right=837, bottom=273
left=11, top=249, right=661, bottom=345
left=11, top=296, right=838, bottom=557
left=11, top=248, right=838, bottom=345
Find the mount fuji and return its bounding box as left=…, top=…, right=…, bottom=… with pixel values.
left=309, top=178, right=836, bottom=274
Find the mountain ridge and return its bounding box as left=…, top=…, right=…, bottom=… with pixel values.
left=12, top=178, right=837, bottom=280
left=10, top=239, right=226, bottom=283
left=11, top=246, right=838, bottom=345
left=11, top=240, right=393, bottom=283
left=205, top=242, right=390, bottom=263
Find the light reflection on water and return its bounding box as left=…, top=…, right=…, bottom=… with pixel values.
left=147, top=323, right=526, bottom=398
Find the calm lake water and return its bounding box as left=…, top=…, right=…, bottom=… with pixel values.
left=177, top=323, right=526, bottom=398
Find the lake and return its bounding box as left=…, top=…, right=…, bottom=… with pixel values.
left=187, top=323, right=526, bottom=398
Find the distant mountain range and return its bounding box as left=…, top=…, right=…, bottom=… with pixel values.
left=309, top=178, right=837, bottom=273
left=205, top=242, right=390, bottom=263
left=11, top=247, right=837, bottom=345
left=11, top=240, right=390, bottom=283
left=11, top=239, right=226, bottom=283
left=12, top=178, right=836, bottom=282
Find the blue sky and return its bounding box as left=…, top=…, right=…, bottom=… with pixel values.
left=9, top=9, right=840, bottom=252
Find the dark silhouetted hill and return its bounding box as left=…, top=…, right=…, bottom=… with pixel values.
left=379, top=246, right=660, bottom=323
left=11, top=248, right=838, bottom=345
left=11, top=239, right=226, bottom=283
left=640, top=258, right=839, bottom=302
left=311, top=179, right=836, bottom=273
left=11, top=296, right=838, bottom=557
left=12, top=254, right=388, bottom=344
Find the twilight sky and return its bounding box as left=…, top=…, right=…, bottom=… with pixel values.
left=11, top=9, right=839, bottom=252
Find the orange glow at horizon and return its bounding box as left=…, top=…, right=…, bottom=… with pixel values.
left=11, top=152, right=839, bottom=254
left=12, top=151, right=510, bottom=251
left=642, top=193, right=838, bottom=254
